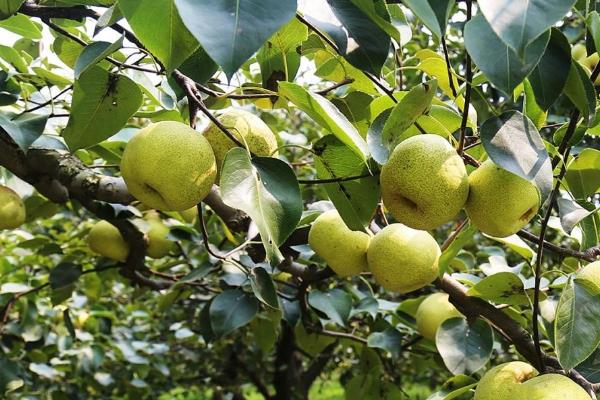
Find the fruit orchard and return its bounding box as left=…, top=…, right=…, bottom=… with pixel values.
left=1, top=0, right=600, bottom=399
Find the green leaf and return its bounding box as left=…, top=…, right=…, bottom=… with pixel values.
left=577, top=348, right=600, bottom=384
left=94, top=4, right=123, bottom=35
left=558, top=198, right=596, bottom=234
left=74, top=35, right=124, bottom=78
left=523, top=79, right=546, bottom=129
left=438, top=223, right=477, bottom=274
left=367, top=328, right=403, bottom=358
left=0, top=44, right=28, bottom=73
left=250, top=267, right=279, bottom=309
left=466, top=272, right=529, bottom=306
left=220, top=148, right=302, bottom=263
left=479, top=110, right=552, bottom=201
left=0, top=112, right=47, bottom=152
left=313, top=135, right=380, bottom=231
left=119, top=0, right=198, bottom=72
left=478, top=0, right=575, bottom=57
left=0, top=357, right=23, bottom=393
left=308, top=288, right=352, bottom=327
left=209, top=289, right=259, bottom=337
left=555, top=278, right=600, bottom=370
left=464, top=15, right=549, bottom=94
left=436, top=318, right=494, bottom=375
left=564, top=61, right=596, bottom=125
left=349, top=0, right=401, bottom=42
left=0, top=0, right=23, bottom=20
left=49, top=263, right=82, bottom=290
left=565, top=148, right=600, bottom=199
left=0, top=13, right=41, bottom=39
left=63, top=67, right=143, bottom=150
left=175, top=47, right=219, bottom=85
left=279, top=82, right=369, bottom=160
left=426, top=375, right=478, bottom=400
left=366, top=108, right=392, bottom=164
left=326, top=0, right=391, bottom=74
left=174, top=0, right=297, bottom=79
left=402, top=0, right=455, bottom=40
left=529, top=29, right=570, bottom=110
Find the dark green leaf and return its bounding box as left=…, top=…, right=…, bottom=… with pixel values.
left=175, top=0, right=297, bottom=78
left=367, top=328, right=403, bottom=358
left=209, top=289, right=259, bottom=337
left=578, top=348, right=600, bottom=384
left=308, top=288, right=352, bottom=327
left=250, top=267, right=279, bottom=309
left=94, top=4, right=122, bottom=35
left=565, top=149, right=600, bottom=200
left=74, top=36, right=124, bottom=78
left=0, top=112, right=47, bottom=152
left=0, top=357, right=23, bottom=393
left=49, top=263, right=82, bottom=290
left=176, top=47, right=219, bottom=86
left=564, top=61, right=596, bottom=125
left=436, top=318, right=493, bottom=375
left=402, top=0, right=454, bottom=40
left=0, top=0, right=23, bottom=20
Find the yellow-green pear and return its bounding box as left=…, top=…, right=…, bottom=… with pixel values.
left=380, top=134, right=469, bottom=230
left=121, top=121, right=217, bottom=211
left=203, top=109, right=278, bottom=171
left=308, top=210, right=370, bottom=277
left=415, top=293, right=463, bottom=340
left=178, top=207, right=197, bottom=224
left=367, top=224, right=440, bottom=293
left=572, top=43, right=587, bottom=61
left=474, top=362, right=539, bottom=400
left=144, top=213, right=175, bottom=259
left=0, top=185, right=26, bottom=229
left=581, top=52, right=600, bottom=85
left=575, top=261, right=600, bottom=293
left=87, top=220, right=130, bottom=262
left=465, top=160, right=540, bottom=238
left=519, top=374, right=591, bottom=399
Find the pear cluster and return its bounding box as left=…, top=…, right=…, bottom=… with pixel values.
left=572, top=43, right=600, bottom=85
left=381, top=134, right=540, bottom=238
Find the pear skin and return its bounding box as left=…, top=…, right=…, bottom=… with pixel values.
left=415, top=293, right=463, bottom=340
left=87, top=220, right=130, bottom=262
left=0, top=185, right=26, bottom=229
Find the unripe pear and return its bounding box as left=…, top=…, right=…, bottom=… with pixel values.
left=0, top=185, right=26, bottom=229
left=474, top=362, right=538, bottom=400
left=308, top=210, right=370, bottom=277
left=572, top=43, right=587, bottom=61
left=203, top=109, right=278, bottom=171
left=178, top=207, right=197, bottom=224
left=575, top=261, right=600, bottom=293
left=145, top=213, right=175, bottom=259
left=415, top=293, right=463, bottom=340
left=87, top=220, right=129, bottom=262
left=465, top=160, right=540, bottom=238
left=121, top=121, right=217, bottom=211
left=581, top=52, right=600, bottom=85
left=519, top=374, right=591, bottom=399
left=367, top=224, right=440, bottom=293
left=380, top=134, right=469, bottom=230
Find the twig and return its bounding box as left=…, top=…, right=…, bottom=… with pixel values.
left=456, top=0, right=472, bottom=156
left=315, top=78, right=355, bottom=95
left=441, top=37, right=458, bottom=97
left=297, top=172, right=376, bottom=184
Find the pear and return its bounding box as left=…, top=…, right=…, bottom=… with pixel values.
left=580, top=52, right=600, bottom=85
left=178, top=207, right=197, bottom=224
left=572, top=43, right=587, bottom=61
left=380, top=134, right=469, bottom=230
left=144, top=213, right=175, bottom=259
left=575, top=261, right=600, bottom=293
left=0, top=185, right=26, bottom=229
left=121, top=121, right=217, bottom=211
left=203, top=109, right=278, bottom=171
left=308, top=210, right=370, bottom=277
left=519, top=374, right=591, bottom=399
left=465, top=160, right=540, bottom=238
left=367, top=224, right=440, bottom=293
left=87, top=220, right=130, bottom=262
left=415, top=293, right=463, bottom=340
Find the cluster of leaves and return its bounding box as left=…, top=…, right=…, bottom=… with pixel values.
left=0, top=0, right=600, bottom=399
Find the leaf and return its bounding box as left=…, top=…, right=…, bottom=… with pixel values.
left=565, top=148, right=600, bottom=200
left=119, top=0, right=198, bottom=72
left=74, top=35, right=124, bottom=78
left=367, top=328, right=403, bottom=358
left=578, top=348, right=600, bottom=384
left=326, top=0, right=391, bottom=74
left=555, top=278, right=600, bottom=369
left=49, top=263, right=82, bottom=290
left=528, top=28, right=571, bottom=110
left=176, top=47, right=219, bottom=85
left=0, top=13, right=41, bottom=39
left=426, top=376, right=478, bottom=400
left=63, top=67, right=143, bottom=150
left=436, top=318, right=494, bottom=375
left=94, top=4, right=123, bottom=35
left=402, top=0, right=455, bottom=40
left=175, top=0, right=297, bottom=79
left=523, top=79, right=546, bottom=129
left=558, top=198, right=596, bottom=234
left=313, top=135, right=380, bottom=231
left=209, top=289, right=259, bottom=337
left=366, top=107, right=392, bottom=164
left=349, top=0, right=400, bottom=42
left=564, top=61, right=597, bottom=125
left=0, top=112, right=47, bottom=152
left=438, top=223, right=477, bottom=274
left=466, top=272, right=529, bottom=306
left=220, top=148, right=302, bottom=263
left=0, top=357, right=23, bottom=393
left=478, top=0, right=575, bottom=57
left=0, top=0, right=23, bottom=20
left=250, top=267, right=279, bottom=309
left=485, top=234, right=535, bottom=261
left=416, top=51, right=464, bottom=107
left=279, top=82, right=369, bottom=160
left=464, top=15, right=549, bottom=94
left=308, top=288, right=352, bottom=327
left=0, top=44, right=27, bottom=73
left=479, top=110, right=552, bottom=201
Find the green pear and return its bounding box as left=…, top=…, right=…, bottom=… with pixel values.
left=572, top=43, right=587, bottom=61
left=581, top=52, right=600, bottom=85
left=465, top=160, right=540, bottom=238
left=87, top=220, right=130, bottom=262
left=380, top=134, right=469, bottom=230
left=474, top=362, right=538, bottom=400
left=144, top=213, right=175, bottom=259
left=121, top=121, right=217, bottom=211
left=415, top=293, right=463, bottom=340
left=308, top=210, right=370, bottom=277
left=178, top=207, right=197, bottom=224
left=0, top=185, right=26, bottom=229
left=519, top=374, right=591, bottom=399
left=575, top=261, right=600, bottom=293
left=367, top=224, right=440, bottom=293
left=203, top=109, right=278, bottom=171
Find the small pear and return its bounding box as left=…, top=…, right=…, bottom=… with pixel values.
left=145, top=213, right=175, bottom=259
left=87, top=220, right=130, bottom=262
left=367, top=224, right=440, bottom=293
left=0, top=185, right=26, bottom=229
left=178, top=207, right=198, bottom=224
left=308, top=210, right=370, bottom=277
left=571, top=43, right=587, bottom=61
left=465, top=160, right=540, bottom=238
left=415, top=293, right=463, bottom=340
left=380, top=134, right=469, bottom=230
